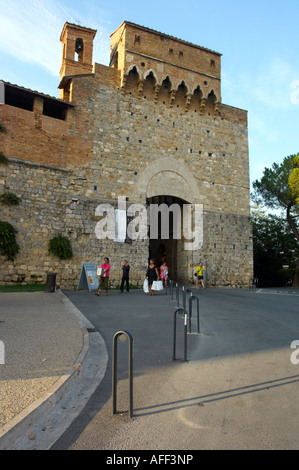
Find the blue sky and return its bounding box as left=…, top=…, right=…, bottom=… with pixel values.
left=0, top=0, right=298, bottom=190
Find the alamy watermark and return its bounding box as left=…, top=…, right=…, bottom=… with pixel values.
left=94, top=196, right=203, bottom=251
left=290, top=340, right=299, bottom=364
left=0, top=340, right=4, bottom=365
left=291, top=80, right=299, bottom=104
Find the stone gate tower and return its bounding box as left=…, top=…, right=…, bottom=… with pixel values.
left=0, top=21, right=253, bottom=288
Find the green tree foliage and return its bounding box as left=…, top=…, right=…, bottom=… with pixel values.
left=0, top=151, right=8, bottom=165
left=289, top=155, right=299, bottom=205
left=0, top=221, right=20, bottom=261
left=252, top=154, right=299, bottom=242
left=252, top=210, right=299, bottom=287
left=0, top=192, right=20, bottom=205
left=48, top=234, right=73, bottom=260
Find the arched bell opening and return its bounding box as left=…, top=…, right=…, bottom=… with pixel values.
left=75, top=38, right=84, bottom=63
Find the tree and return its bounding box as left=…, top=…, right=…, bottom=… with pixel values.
left=252, top=153, right=299, bottom=286
left=252, top=154, right=299, bottom=241
left=252, top=209, right=299, bottom=287
left=289, top=155, right=299, bottom=205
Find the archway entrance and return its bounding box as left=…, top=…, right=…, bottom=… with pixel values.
left=147, top=195, right=188, bottom=281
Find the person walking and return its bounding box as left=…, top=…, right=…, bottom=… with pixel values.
left=146, top=259, right=159, bottom=296
left=160, top=261, right=169, bottom=288
left=95, top=257, right=110, bottom=296
left=120, top=260, right=130, bottom=293
left=196, top=262, right=205, bottom=289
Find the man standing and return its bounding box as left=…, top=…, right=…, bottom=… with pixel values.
left=95, top=257, right=110, bottom=296
left=196, top=262, right=205, bottom=289
left=120, top=260, right=130, bottom=293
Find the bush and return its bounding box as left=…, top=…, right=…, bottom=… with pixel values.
left=0, top=151, right=8, bottom=165
left=48, top=234, right=73, bottom=260
left=0, top=221, right=19, bottom=261
left=0, top=192, right=20, bottom=205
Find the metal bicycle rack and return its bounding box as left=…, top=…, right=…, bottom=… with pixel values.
left=183, top=288, right=192, bottom=312
left=171, top=280, right=175, bottom=300
left=112, top=330, right=133, bottom=418
left=188, top=294, right=200, bottom=334
left=172, top=307, right=188, bottom=362
left=176, top=282, right=180, bottom=305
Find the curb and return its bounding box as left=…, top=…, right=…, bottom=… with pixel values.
left=0, top=291, right=90, bottom=450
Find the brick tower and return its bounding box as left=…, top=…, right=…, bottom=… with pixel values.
left=59, top=22, right=97, bottom=100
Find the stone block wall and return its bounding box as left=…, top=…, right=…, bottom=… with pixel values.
left=0, top=158, right=148, bottom=288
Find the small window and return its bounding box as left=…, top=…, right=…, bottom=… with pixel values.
left=210, top=59, right=215, bottom=68
left=135, top=34, right=140, bottom=42
left=43, top=98, right=67, bottom=120
left=179, top=51, right=184, bottom=57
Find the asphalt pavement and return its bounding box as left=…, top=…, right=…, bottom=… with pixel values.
left=0, top=285, right=299, bottom=450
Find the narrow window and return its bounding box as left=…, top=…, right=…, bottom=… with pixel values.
left=75, top=38, right=84, bottom=62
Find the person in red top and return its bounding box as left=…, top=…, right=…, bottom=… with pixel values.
left=95, top=257, right=110, bottom=296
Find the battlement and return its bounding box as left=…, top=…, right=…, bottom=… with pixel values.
left=110, top=22, right=221, bottom=100
left=59, top=21, right=222, bottom=109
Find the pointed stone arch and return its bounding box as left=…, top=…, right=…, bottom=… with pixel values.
left=123, top=65, right=141, bottom=95
left=205, top=89, right=218, bottom=115
left=173, top=81, right=188, bottom=109
left=157, top=76, right=172, bottom=106
left=143, top=69, right=158, bottom=83
left=189, top=85, right=203, bottom=113
left=142, top=71, right=157, bottom=100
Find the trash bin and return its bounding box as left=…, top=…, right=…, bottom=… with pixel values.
left=46, top=272, right=57, bottom=292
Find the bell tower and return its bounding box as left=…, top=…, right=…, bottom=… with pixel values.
left=59, top=22, right=97, bottom=100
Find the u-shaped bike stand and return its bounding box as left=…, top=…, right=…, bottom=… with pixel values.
left=172, top=307, right=188, bottom=362
left=112, top=330, right=133, bottom=418
left=189, top=295, right=200, bottom=334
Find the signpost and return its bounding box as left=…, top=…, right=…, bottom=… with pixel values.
left=77, top=263, right=99, bottom=292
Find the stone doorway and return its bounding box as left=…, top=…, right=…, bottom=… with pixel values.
left=147, top=195, right=187, bottom=281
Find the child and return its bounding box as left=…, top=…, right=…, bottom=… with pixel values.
left=160, top=261, right=169, bottom=288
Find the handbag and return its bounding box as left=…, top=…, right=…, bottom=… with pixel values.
left=152, top=280, right=163, bottom=291
left=143, top=279, right=149, bottom=293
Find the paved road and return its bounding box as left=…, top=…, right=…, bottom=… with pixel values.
left=50, top=286, right=299, bottom=450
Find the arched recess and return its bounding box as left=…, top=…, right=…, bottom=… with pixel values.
left=205, top=90, right=218, bottom=114
left=189, top=85, right=203, bottom=112
left=157, top=76, right=172, bottom=106
left=138, top=157, right=200, bottom=204
left=123, top=66, right=140, bottom=95
left=173, top=81, right=188, bottom=109
left=142, top=71, right=157, bottom=100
